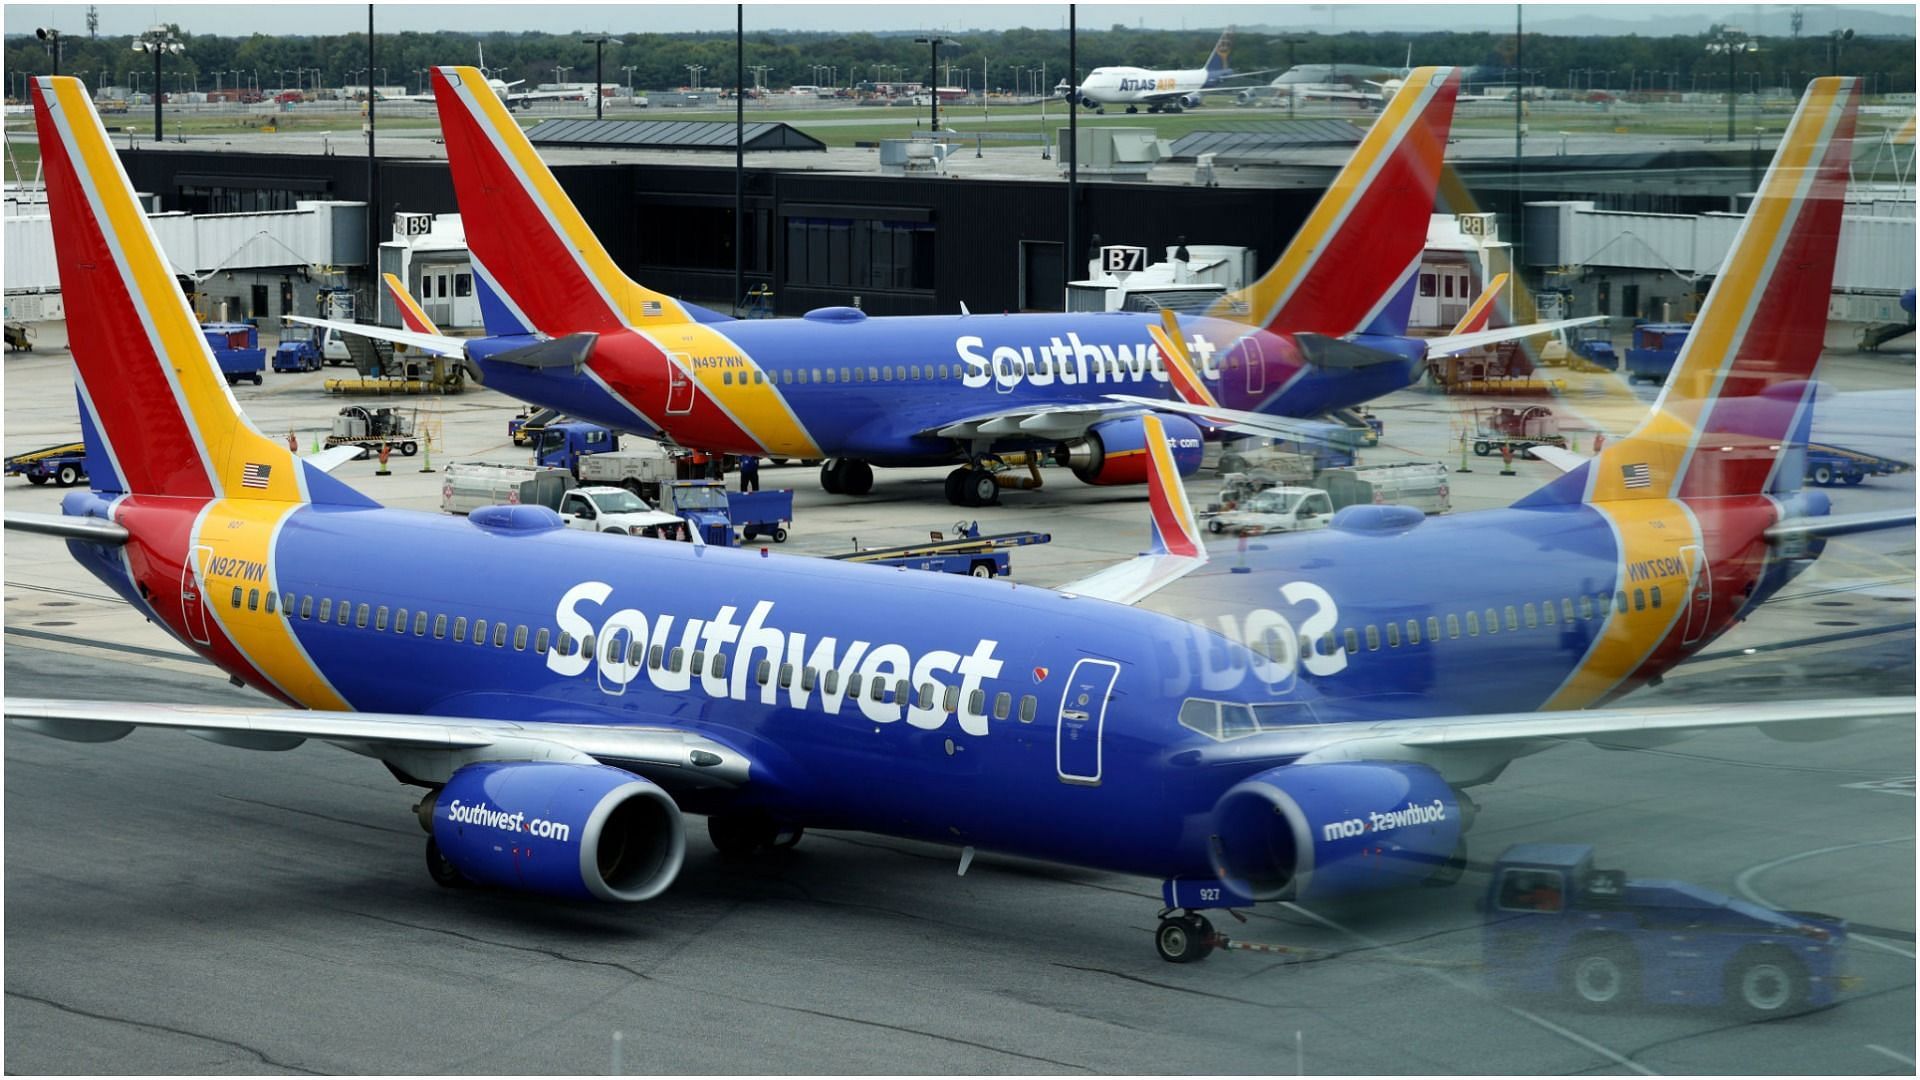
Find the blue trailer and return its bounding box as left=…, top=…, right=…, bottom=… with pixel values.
left=1805, top=442, right=1912, bottom=487
left=203, top=322, right=266, bottom=385
left=730, top=489, right=795, bottom=543
left=1481, top=843, right=1855, bottom=1018
left=1624, top=322, right=1691, bottom=384
left=6, top=441, right=88, bottom=487
left=826, top=522, right=1052, bottom=579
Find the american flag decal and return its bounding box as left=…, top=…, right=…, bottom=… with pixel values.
left=1621, top=463, right=1651, bottom=489
left=241, top=462, right=272, bottom=489
left=640, top=300, right=662, bottom=317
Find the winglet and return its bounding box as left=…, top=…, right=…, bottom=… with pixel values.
left=1148, top=308, right=1222, bottom=410
left=1143, top=414, right=1205, bottom=559
left=384, top=272, right=443, bottom=336
left=1450, top=272, right=1508, bottom=335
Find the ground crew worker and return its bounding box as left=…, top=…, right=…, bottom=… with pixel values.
left=739, top=455, right=760, bottom=492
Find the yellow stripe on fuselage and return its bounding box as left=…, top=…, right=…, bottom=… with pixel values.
left=1223, top=70, right=1438, bottom=326
left=644, top=322, right=823, bottom=458
left=452, top=68, right=690, bottom=328
left=53, top=78, right=304, bottom=503
left=1544, top=499, right=1696, bottom=709
left=195, top=500, right=351, bottom=710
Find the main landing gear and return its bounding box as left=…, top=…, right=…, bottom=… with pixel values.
left=1155, top=909, right=1217, bottom=963
left=819, top=458, right=874, bottom=496
left=707, top=811, right=805, bottom=857
left=943, top=464, right=1001, bottom=508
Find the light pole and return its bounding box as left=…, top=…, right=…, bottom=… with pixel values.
left=1704, top=27, right=1758, bottom=142
left=1827, top=27, right=1853, bottom=76
left=555, top=65, right=571, bottom=90
left=131, top=25, right=184, bottom=141
left=35, top=28, right=63, bottom=76
left=1283, top=36, right=1307, bottom=118
left=582, top=37, right=609, bottom=118
left=686, top=64, right=705, bottom=91
left=913, top=35, right=955, bottom=134
left=622, top=65, right=638, bottom=99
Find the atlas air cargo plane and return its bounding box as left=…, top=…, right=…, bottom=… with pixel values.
left=9, top=76, right=1910, bottom=965
left=299, top=65, right=1592, bottom=509
left=1066, top=27, right=1271, bottom=114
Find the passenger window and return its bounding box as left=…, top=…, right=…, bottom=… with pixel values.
left=1179, top=699, right=1219, bottom=738
left=894, top=678, right=910, bottom=704
left=1562, top=598, right=1576, bottom=622
left=434, top=615, right=449, bottom=640
left=691, top=651, right=706, bottom=676
left=264, top=592, right=277, bottom=614
left=1446, top=614, right=1461, bottom=639
left=1319, top=632, right=1337, bottom=656
left=846, top=672, right=863, bottom=697
left=1485, top=608, right=1500, bottom=634
left=580, top=633, right=596, bottom=658
left=474, top=618, right=488, bottom=644
left=1615, top=591, right=1629, bottom=614
left=801, top=666, right=816, bottom=691
left=913, top=683, right=933, bottom=709
left=1579, top=596, right=1594, bottom=620
left=943, top=684, right=960, bottom=712
left=337, top=600, right=351, bottom=626
left=1365, top=626, right=1381, bottom=651
left=994, top=691, right=1011, bottom=721
left=1542, top=601, right=1556, bottom=625
left=1344, top=628, right=1360, bottom=654
left=349, top=602, right=365, bottom=628
left=1405, top=620, right=1420, bottom=645
left=413, top=612, right=427, bottom=636
left=1466, top=611, right=1481, bottom=636
left=1650, top=586, right=1663, bottom=609
left=649, top=644, right=664, bottom=669
left=535, top=628, right=550, bottom=654
left=493, top=623, right=507, bottom=648
left=1386, top=623, right=1401, bottom=648
left=1221, top=704, right=1256, bottom=739
left=375, top=605, right=388, bottom=631
left=300, top=595, right=314, bottom=620
left=1523, top=603, right=1537, bottom=628
left=779, top=663, right=795, bottom=689
left=394, top=607, right=407, bottom=632
left=967, top=688, right=984, bottom=716
left=671, top=647, right=686, bottom=672
left=247, top=589, right=260, bottom=611
left=879, top=367, right=891, bottom=382
left=627, top=638, right=644, bottom=666
left=1633, top=589, right=1646, bottom=611
left=711, top=654, right=728, bottom=679
left=281, top=591, right=295, bottom=613
left=514, top=625, right=528, bottom=651
left=1426, top=617, right=1440, bottom=642
left=1504, top=606, right=1519, bottom=631
left=781, top=369, right=792, bottom=385
left=938, top=364, right=950, bottom=379
left=1019, top=695, right=1037, bottom=723
left=756, top=660, right=772, bottom=686
left=722, top=371, right=733, bottom=386
left=317, top=598, right=332, bottom=622
left=606, top=636, right=623, bottom=662
left=452, top=617, right=467, bottom=643
left=821, top=669, right=837, bottom=693
left=230, top=586, right=243, bottom=609
left=868, top=677, right=886, bottom=702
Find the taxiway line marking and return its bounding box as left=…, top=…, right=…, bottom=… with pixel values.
left=1734, top=837, right=1917, bottom=960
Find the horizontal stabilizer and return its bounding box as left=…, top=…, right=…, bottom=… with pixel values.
left=1424, top=316, right=1606, bottom=358
left=490, top=332, right=600, bottom=371
left=284, top=316, right=470, bottom=359
left=304, top=445, right=370, bottom=475
left=1295, top=333, right=1409, bottom=370
left=1057, top=413, right=1208, bottom=606
left=1528, top=445, right=1587, bottom=473
left=3, top=511, right=128, bottom=544
left=1765, top=508, right=1917, bottom=541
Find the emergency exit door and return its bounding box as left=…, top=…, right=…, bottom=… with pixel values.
left=666, top=355, right=696, bottom=414
left=1056, top=658, right=1120, bottom=786
left=179, top=545, right=213, bottom=646
left=1679, top=545, right=1713, bottom=645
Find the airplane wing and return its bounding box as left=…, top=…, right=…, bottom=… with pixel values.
left=304, top=444, right=371, bottom=474
left=1057, top=414, right=1209, bottom=606
left=284, top=315, right=471, bottom=358
left=1104, top=394, right=1357, bottom=445
left=1176, top=696, right=1913, bottom=787
left=1765, top=508, right=1916, bottom=540
left=5, top=698, right=752, bottom=793
left=506, top=88, right=590, bottom=106
left=923, top=400, right=1129, bottom=441
left=1423, top=316, right=1606, bottom=358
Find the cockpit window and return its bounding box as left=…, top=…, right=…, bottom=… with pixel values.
left=1178, top=698, right=1220, bottom=739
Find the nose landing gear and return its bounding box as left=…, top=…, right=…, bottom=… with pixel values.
left=1155, top=909, right=1218, bottom=963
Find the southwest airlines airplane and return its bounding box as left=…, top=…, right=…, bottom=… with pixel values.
left=10, top=76, right=1909, bottom=971
left=1065, top=28, right=1271, bottom=114
left=305, top=65, right=1589, bottom=508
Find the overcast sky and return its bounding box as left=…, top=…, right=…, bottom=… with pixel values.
left=8, top=2, right=1912, bottom=39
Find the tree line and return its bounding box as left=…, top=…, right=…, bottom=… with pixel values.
left=6, top=24, right=1912, bottom=100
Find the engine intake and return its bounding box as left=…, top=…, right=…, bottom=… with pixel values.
left=432, top=761, right=685, bottom=902
left=1208, top=763, right=1461, bottom=901
left=1062, top=413, right=1204, bottom=486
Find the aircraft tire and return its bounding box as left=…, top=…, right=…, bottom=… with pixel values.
left=1155, top=914, right=1214, bottom=963
left=425, top=838, right=467, bottom=888
left=944, top=468, right=969, bottom=505
left=967, top=469, right=999, bottom=507
left=820, top=459, right=845, bottom=495
left=842, top=460, right=874, bottom=496
left=708, top=811, right=778, bottom=857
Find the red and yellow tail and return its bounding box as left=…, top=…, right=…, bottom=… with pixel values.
left=384, top=272, right=442, bottom=335
left=1218, top=67, right=1460, bottom=337
left=1450, top=273, right=1508, bottom=335
left=1552, top=78, right=1859, bottom=506
left=31, top=76, right=365, bottom=507
left=431, top=65, right=692, bottom=336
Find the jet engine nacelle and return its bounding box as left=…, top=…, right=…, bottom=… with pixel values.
left=1180, top=93, right=1204, bottom=110
left=432, top=761, right=686, bottom=902
left=1208, top=763, right=1462, bottom=901
left=1062, top=413, right=1204, bottom=486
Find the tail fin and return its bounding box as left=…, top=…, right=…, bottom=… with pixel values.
left=1450, top=272, right=1508, bottom=335
left=384, top=272, right=442, bottom=335
left=1204, top=29, right=1235, bottom=80
left=1521, top=78, right=1859, bottom=508
left=30, top=76, right=371, bottom=508
left=1219, top=67, right=1460, bottom=338
left=431, top=65, right=694, bottom=335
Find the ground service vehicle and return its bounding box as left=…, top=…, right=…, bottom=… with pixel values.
left=440, top=462, right=580, bottom=515
left=1481, top=844, right=1855, bottom=1017
left=1804, top=442, right=1910, bottom=487
left=573, top=444, right=680, bottom=495
left=1206, top=486, right=1334, bottom=535
left=326, top=406, right=419, bottom=458
left=534, top=421, right=621, bottom=474
left=272, top=325, right=324, bottom=372
left=1625, top=322, right=1692, bottom=384
left=826, top=522, right=1052, bottom=578
left=509, top=406, right=562, bottom=446
left=5, top=442, right=88, bottom=486
left=555, top=486, right=686, bottom=537
left=202, top=322, right=266, bottom=385
left=1318, top=461, right=1452, bottom=514
left=730, top=490, right=795, bottom=543
left=10, top=74, right=1909, bottom=966
left=1472, top=405, right=1568, bottom=457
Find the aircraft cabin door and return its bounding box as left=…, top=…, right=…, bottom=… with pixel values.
left=666, top=354, right=697, bottom=415
left=1242, top=337, right=1266, bottom=397
left=179, top=545, right=213, bottom=646
left=1679, top=544, right=1713, bottom=645
left=1056, top=658, right=1120, bottom=786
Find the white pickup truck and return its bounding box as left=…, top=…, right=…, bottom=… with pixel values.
left=1206, top=486, right=1335, bottom=536
left=556, top=486, right=686, bottom=537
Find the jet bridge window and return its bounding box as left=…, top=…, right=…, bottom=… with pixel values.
left=1018, top=695, right=1037, bottom=723
left=993, top=691, right=1011, bottom=721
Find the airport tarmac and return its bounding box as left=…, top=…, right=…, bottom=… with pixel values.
left=5, top=330, right=1915, bottom=1073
